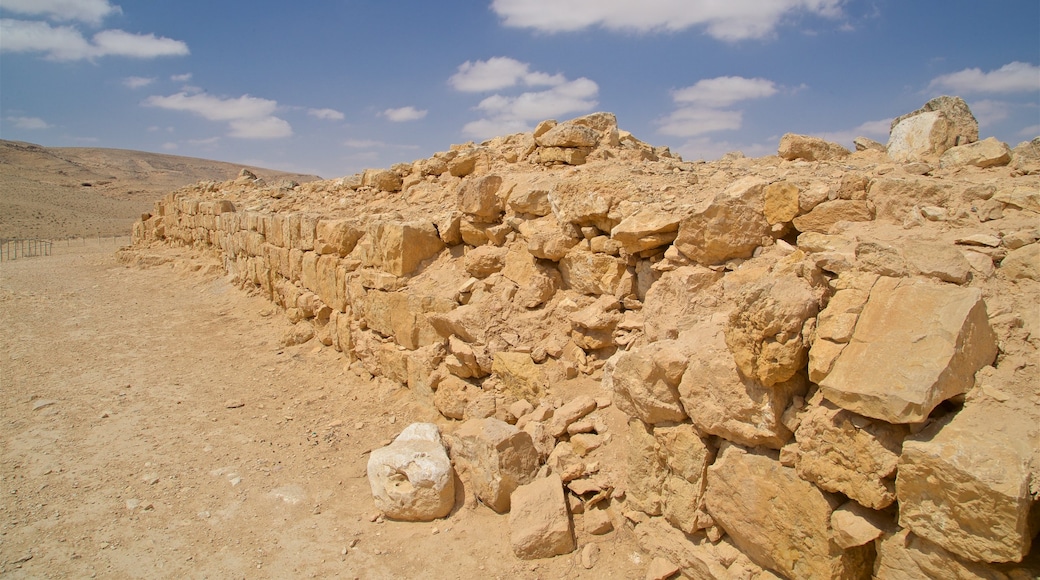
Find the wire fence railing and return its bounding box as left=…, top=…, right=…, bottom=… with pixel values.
left=1, top=234, right=132, bottom=262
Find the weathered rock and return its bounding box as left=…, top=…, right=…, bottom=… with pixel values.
left=363, top=168, right=403, bottom=192
left=940, top=137, right=1012, bottom=169
left=705, top=444, right=873, bottom=579
left=874, top=528, right=1024, bottom=580
left=853, top=136, right=886, bottom=152
left=457, top=174, right=505, bottom=220
left=897, top=401, right=1037, bottom=563
left=903, top=242, right=972, bottom=284
left=818, top=277, right=998, bottom=423
left=352, top=221, right=445, bottom=277
left=509, top=180, right=553, bottom=216
left=464, top=245, right=508, bottom=278
left=606, top=341, right=688, bottom=425
left=546, top=441, right=586, bottom=482
left=795, top=398, right=910, bottom=510
left=829, top=501, right=887, bottom=549
left=678, top=316, right=805, bottom=449
left=634, top=517, right=772, bottom=580
left=642, top=265, right=723, bottom=342
left=448, top=418, right=541, bottom=513
left=547, top=395, right=597, bottom=438
left=536, top=123, right=600, bottom=148
left=569, top=294, right=622, bottom=350
left=500, top=246, right=559, bottom=308
left=778, top=133, right=850, bottom=161
left=792, top=199, right=874, bottom=234
left=509, top=474, right=575, bottom=559
left=367, top=423, right=454, bottom=521
left=674, top=177, right=774, bottom=266
left=1000, top=243, right=1040, bottom=281
left=725, top=272, right=819, bottom=386
left=518, top=215, right=580, bottom=261
left=560, top=247, right=626, bottom=296
left=645, top=557, right=681, bottom=580
left=627, top=418, right=667, bottom=516
left=549, top=181, right=614, bottom=231
left=609, top=209, right=680, bottom=254
left=492, top=351, right=545, bottom=403
left=314, top=218, right=364, bottom=256
left=763, top=181, right=801, bottom=224
left=889, top=95, right=979, bottom=162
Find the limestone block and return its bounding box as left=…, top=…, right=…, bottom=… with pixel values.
left=674, top=177, right=773, bottom=266
left=315, top=219, right=364, bottom=257
left=634, top=518, right=770, bottom=580
left=500, top=246, right=559, bottom=308
left=795, top=398, right=910, bottom=510
left=536, top=123, right=599, bottom=148
left=819, top=277, right=998, bottom=423
left=548, top=181, right=613, bottom=231
left=492, top=352, right=545, bottom=403
left=627, top=418, right=666, bottom=516
left=464, top=245, right=508, bottom=278
left=994, top=185, right=1040, bottom=213
left=518, top=215, right=580, bottom=261
left=427, top=302, right=488, bottom=344
left=777, top=133, right=851, bottom=161
left=532, top=146, right=590, bottom=165
left=653, top=422, right=713, bottom=486
left=560, top=247, right=626, bottom=296
left=352, top=221, right=445, bottom=277
left=792, top=199, right=875, bottom=234
left=897, top=402, right=1037, bottom=563
left=509, top=474, right=575, bottom=559
left=609, top=209, right=680, bottom=254
left=605, top=342, right=688, bottom=425
left=448, top=418, right=541, bottom=513
left=546, top=395, right=597, bottom=438
left=705, top=445, right=873, bottom=579
left=433, top=374, right=480, bottom=420
left=509, top=180, right=553, bottom=216
left=448, top=148, right=485, bottom=178
left=763, top=181, right=801, bottom=224
left=678, top=316, right=805, bottom=449
left=642, top=265, right=722, bottom=342
left=569, top=294, right=622, bottom=350
left=829, top=501, right=887, bottom=549
left=457, top=174, right=505, bottom=220
left=661, top=475, right=703, bottom=534
left=1000, top=243, right=1040, bottom=281
left=940, top=137, right=1012, bottom=168
left=903, top=242, right=972, bottom=284
left=367, top=423, right=454, bottom=521
left=890, top=95, right=979, bottom=162
left=725, top=273, right=818, bottom=387
left=362, top=168, right=403, bottom=192
left=874, top=528, right=1023, bottom=580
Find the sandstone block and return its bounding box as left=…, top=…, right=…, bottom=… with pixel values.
left=795, top=398, right=910, bottom=510
left=792, top=199, right=874, bottom=234
left=903, top=242, right=972, bottom=284
left=500, top=246, right=559, bottom=308
left=829, top=501, right=887, bottom=549
left=627, top=418, right=666, bottom=516
left=897, top=402, right=1037, bottom=563
left=605, top=342, right=688, bottom=425
left=940, top=137, right=1012, bottom=168
left=448, top=418, right=541, bottom=513
left=362, top=168, right=402, bottom=192
left=609, top=209, right=680, bottom=254
left=508, top=474, right=575, bottom=559
left=352, top=221, right=444, bottom=277
left=464, top=245, right=508, bottom=278
left=674, top=177, right=773, bottom=266
left=509, top=180, right=553, bottom=216
left=433, top=374, right=480, bottom=419
left=778, top=133, right=850, bottom=161
left=705, top=444, right=873, bottom=579
left=548, top=182, right=613, bottom=231
left=314, top=219, right=363, bottom=256
left=536, top=123, right=599, bottom=148
left=367, top=423, right=454, bottom=521
left=763, top=181, right=801, bottom=224
left=819, top=277, right=998, bottom=423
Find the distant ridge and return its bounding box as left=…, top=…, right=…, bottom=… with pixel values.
left=0, top=140, right=321, bottom=239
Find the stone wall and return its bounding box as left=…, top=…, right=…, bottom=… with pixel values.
left=132, top=104, right=1040, bottom=578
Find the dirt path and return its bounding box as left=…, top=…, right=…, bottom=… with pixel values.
left=0, top=245, right=644, bottom=579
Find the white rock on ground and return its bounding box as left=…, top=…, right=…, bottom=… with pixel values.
left=366, top=422, right=455, bottom=521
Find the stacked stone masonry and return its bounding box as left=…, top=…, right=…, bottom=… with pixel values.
left=133, top=101, right=1040, bottom=578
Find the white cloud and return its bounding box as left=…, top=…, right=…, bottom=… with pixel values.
left=449, top=56, right=565, bottom=92
left=144, top=91, right=292, bottom=140
left=1019, top=125, right=1040, bottom=138
left=0, top=0, right=119, bottom=25
left=929, top=62, right=1040, bottom=94
left=672, top=76, right=777, bottom=107
left=382, top=106, right=428, bottom=122
left=657, top=75, right=779, bottom=138
left=171, top=73, right=192, bottom=82
left=123, top=76, right=154, bottom=89
left=0, top=18, right=188, bottom=60
left=6, top=115, right=52, bottom=129
left=452, top=58, right=599, bottom=140
left=308, top=108, right=345, bottom=121
left=812, top=118, right=892, bottom=148
left=968, top=99, right=1010, bottom=127
left=491, top=0, right=844, bottom=41
left=161, top=142, right=178, bottom=151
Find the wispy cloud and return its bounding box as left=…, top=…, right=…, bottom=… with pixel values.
left=171, top=73, right=192, bottom=82
left=929, top=62, right=1040, bottom=94
left=0, top=0, right=120, bottom=25
left=123, top=76, right=155, bottom=89
left=451, top=57, right=598, bottom=139
left=6, top=115, right=52, bottom=130
left=381, top=106, right=427, bottom=122
left=658, top=76, right=777, bottom=137
left=490, top=0, right=845, bottom=41
left=308, top=108, right=345, bottom=121
left=1019, top=125, right=1040, bottom=138
left=0, top=18, right=189, bottom=60
left=143, top=92, right=292, bottom=139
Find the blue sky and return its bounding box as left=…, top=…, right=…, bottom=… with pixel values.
left=2, top=0, right=1038, bottom=178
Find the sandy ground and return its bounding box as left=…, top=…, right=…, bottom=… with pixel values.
left=0, top=244, right=645, bottom=579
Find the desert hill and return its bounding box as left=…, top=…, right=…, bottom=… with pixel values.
left=0, top=140, right=320, bottom=240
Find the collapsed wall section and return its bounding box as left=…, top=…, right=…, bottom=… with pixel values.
left=132, top=109, right=1040, bottom=579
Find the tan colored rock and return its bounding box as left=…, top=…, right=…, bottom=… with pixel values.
left=874, top=528, right=1023, bottom=580
left=448, top=418, right=541, bottom=513
left=509, top=474, right=575, bottom=559
left=492, top=352, right=545, bottom=403
left=314, top=218, right=364, bottom=256
left=645, top=557, right=680, bottom=580
left=352, top=221, right=445, bottom=277
left=463, top=245, right=507, bottom=278
left=792, top=199, right=874, bottom=233
left=509, top=180, right=553, bottom=216
left=829, top=501, right=887, bottom=549
left=903, top=242, right=972, bottom=284
left=448, top=148, right=485, bottom=177
left=795, top=398, right=910, bottom=510
left=634, top=518, right=770, bottom=580
left=532, top=146, right=590, bottom=165
left=536, top=123, right=599, bottom=148
left=819, top=277, right=998, bottom=423
left=584, top=506, right=613, bottom=535
left=889, top=95, right=979, bottom=162
left=500, top=246, right=559, bottom=308
left=367, top=423, right=454, bottom=521
left=763, top=181, right=801, bottom=224
left=778, top=133, right=850, bottom=161
left=854, top=136, right=886, bottom=152
left=609, top=209, right=680, bottom=254
left=548, top=181, right=613, bottom=231
left=705, top=444, right=873, bottom=579
left=362, top=168, right=402, bottom=192
left=1000, top=243, right=1040, bottom=281
left=725, top=272, right=818, bottom=387
left=518, top=215, right=580, bottom=261
left=897, top=401, right=1037, bottom=563
left=457, top=174, right=505, bottom=220
left=678, top=316, right=805, bottom=449
left=547, top=441, right=586, bottom=482
left=940, top=137, right=1012, bottom=168
left=674, top=177, right=773, bottom=266
left=627, top=418, right=666, bottom=516
left=641, top=265, right=722, bottom=342
left=560, top=246, right=626, bottom=296
left=547, top=395, right=597, bottom=438
left=606, top=341, right=688, bottom=425
left=569, top=294, right=622, bottom=350
left=433, top=374, right=479, bottom=420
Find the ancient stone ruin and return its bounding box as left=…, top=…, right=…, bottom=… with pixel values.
left=131, top=97, right=1040, bottom=578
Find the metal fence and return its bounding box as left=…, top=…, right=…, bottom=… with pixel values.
left=0, top=235, right=131, bottom=261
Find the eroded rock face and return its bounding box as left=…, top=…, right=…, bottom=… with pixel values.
left=367, top=423, right=454, bottom=521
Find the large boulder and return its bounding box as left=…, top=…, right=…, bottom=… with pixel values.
left=367, top=423, right=455, bottom=521
left=777, top=133, right=850, bottom=161
left=940, top=137, right=1012, bottom=169
left=457, top=174, right=506, bottom=220
left=609, top=208, right=680, bottom=254
left=674, top=177, right=774, bottom=266
left=605, top=341, right=688, bottom=425
left=888, top=96, right=979, bottom=162
left=447, top=418, right=541, bottom=513
left=818, top=277, right=998, bottom=424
